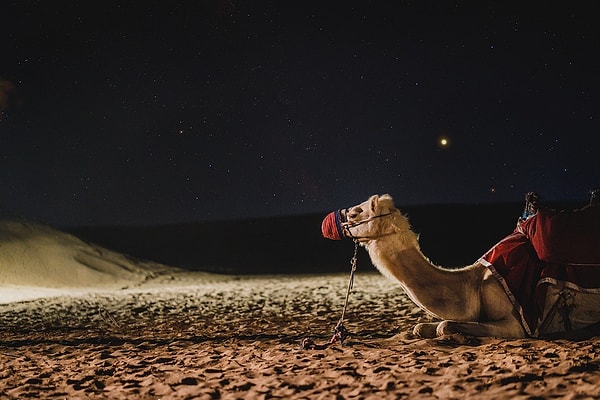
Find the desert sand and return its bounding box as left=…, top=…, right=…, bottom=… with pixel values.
left=1, top=221, right=600, bottom=399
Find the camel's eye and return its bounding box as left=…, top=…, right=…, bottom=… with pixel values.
left=348, top=207, right=363, bottom=219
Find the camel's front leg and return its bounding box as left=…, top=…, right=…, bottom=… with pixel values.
left=413, top=322, right=441, bottom=338
left=435, top=319, right=526, bottom=338
left=413, top=319, right=526, bottom=338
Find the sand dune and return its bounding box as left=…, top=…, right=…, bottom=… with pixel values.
left=0, top=221, right=172, bottom=303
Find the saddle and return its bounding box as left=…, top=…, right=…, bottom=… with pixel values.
left=480, top=191, right=600, bottom=337
left=518, top=203, right=600, bottom=265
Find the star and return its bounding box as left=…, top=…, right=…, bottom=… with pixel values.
left=438, top=136, right=450, bottom=148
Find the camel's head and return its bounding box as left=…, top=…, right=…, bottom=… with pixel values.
left=322, top=194, right=400, bottom=241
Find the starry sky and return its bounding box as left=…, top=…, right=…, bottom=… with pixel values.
left=1, top=1, right=599, bottom=226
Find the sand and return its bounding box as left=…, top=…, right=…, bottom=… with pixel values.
left=1, top=271, right=599, bottom=399
left=0, top=221, right=170, bottom=303
left=1, top=220, right=600, bottom=399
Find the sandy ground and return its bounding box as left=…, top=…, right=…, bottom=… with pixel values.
left=1, top=271, right=599, bottom=399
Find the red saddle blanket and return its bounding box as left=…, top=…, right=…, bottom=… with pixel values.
left=479, top=205, right=600, bottom=336
left=518, top=205, right=600, bottom=265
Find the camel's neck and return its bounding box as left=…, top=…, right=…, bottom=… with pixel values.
left=365, top=236, right=482, bottom=320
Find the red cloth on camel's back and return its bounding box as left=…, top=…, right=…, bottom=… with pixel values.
left=480, top=204, right=600, bottom=335
left=518, top=205, right=600, bottom=265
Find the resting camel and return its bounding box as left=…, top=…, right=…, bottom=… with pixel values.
left=323, top=194, right=527, bottom=338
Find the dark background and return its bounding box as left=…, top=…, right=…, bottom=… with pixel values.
left=67, top=201, right=584, bottom=274
left=1, top=2, right=598, bottom=228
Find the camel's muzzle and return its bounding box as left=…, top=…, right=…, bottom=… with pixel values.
left=321, top=210, right=346, bottom=240
left=322, top=209, right=395, bottom=241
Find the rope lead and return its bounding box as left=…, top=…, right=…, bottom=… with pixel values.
left=301, top=239, right=359, bottom=350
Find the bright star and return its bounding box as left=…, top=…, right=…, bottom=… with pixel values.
left=438, top=136, right=450, bottom=148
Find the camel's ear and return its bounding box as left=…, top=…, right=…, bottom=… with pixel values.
left=369, top=195, right=379, bottom=213
left=378, top=194, right=396, bottom=211
left=380, top=194, right=393, bottom=203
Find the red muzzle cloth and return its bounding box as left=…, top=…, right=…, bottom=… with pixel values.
left=322, top=210, right=345, bottom=240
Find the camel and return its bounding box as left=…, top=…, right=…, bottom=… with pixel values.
left=323, top=194, right=528, bottom=338
left=322, top=193, right=600, bottom=339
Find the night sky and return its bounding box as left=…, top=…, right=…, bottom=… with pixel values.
left=2, top=2, right=599, bottom=226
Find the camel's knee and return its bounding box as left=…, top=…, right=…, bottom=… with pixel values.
left=413, top=323, right=439, bottom=338
left=435, top=320, right=455, bottom=336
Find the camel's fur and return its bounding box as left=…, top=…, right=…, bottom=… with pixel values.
left=343, top=194, right=526, bottom=338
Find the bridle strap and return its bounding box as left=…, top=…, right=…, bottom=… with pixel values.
left=342, top=212, right=394, bottom=240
